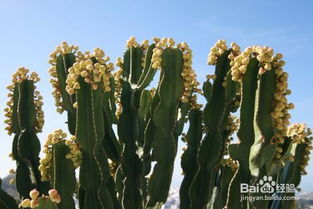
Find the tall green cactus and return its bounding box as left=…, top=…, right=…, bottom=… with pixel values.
left=2, top=38, right=313, bottom=209
left=4, top=68, right=49, bottom=199
left=188, top=41, right=239, bottom=209
left=39, top=129, right=79, bottom=209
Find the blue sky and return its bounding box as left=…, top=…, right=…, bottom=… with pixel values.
left=0, top=0, right=313, bottom=191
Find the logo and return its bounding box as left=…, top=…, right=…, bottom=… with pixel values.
left=241, top=176, right=277, bottom=194
left=240, top=176, right=297, bottom=202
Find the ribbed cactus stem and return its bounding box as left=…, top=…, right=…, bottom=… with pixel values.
left=4, top=67, right=49, bottom=198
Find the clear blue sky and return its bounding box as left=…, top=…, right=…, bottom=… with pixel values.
left=0, top=0, right=313, bottom=191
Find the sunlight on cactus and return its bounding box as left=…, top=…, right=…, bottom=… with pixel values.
left=0, top=37, right=312, bottom=209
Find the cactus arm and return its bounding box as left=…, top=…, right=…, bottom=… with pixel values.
left=56, top=54, right=76, bottom=113
left=106, top=176, right=123, bottom=209
left=229, top=58, right=259, bottom=167
left=122, top=47, right=143, bottom=84
left=138, top=90, right=153, bottom=119
left=11, top=84, right=20, bottom=134
left=249, top=69, right=277, bottom=177
left=55, top=53, right=77, bottom=135
left=102, top=113, right=121, bottom=164
left=143, top=89, right=160, bottom=156
left=179, top=109, right=202, bottom=209
left=17, top=130, right=47, bottom=195
left=189, top=51, right=230, bottom=209
left=76, top=79, right=113, bottom=209
left=36, top=197, right=58, bottom=209
left=118, top=82, right=143, bottom=209
left=9, top=77, right=49, bottom=198
left=18, top=80, right=36, bottom=129
left=174, top=102, right=190, bottom=139
left=114, top=166, right=124, bottom=202
left=272, top=129, right=312, bottom=209
left=78, top=185, right=85, bottom=209
left=146, top=48, right=184, bottom=206
left=137, top=64, right=157, bottom=91
left=49, top=43, right=78, bottom=135
left=138, top=90, right=153, bottom=147
left=227, top=58, right=259, bottom=209
left=210, top=166, right=236, bottom=209
left=103, top=77, right=117, bottom=124
left=137, top=44, right=156, bottom=86
left=51, top=142, right=76, bottom=209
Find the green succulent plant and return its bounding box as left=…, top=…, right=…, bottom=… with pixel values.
left=2, top=37, right=312, bottom=209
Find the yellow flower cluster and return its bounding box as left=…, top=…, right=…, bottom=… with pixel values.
left=49, top=42, right=79, bottom=113
left=11, top=67, right=40, bottom=83
left=271, top=55, right=293, bottom=141
left=207, top=40, right=228, bottom=65
left=65, top=48, right=114, bottom=95
left=220, top=158, right=239, bottom=171
left=274, top=146, right=284, bottom=159
left=39, top=129, right=81, bottom=181
left=140, top=39, right=150, bottom=68
left=151, top=37, right=176, bottom=69
left=113, top=57, right=123, bottom=118
left=180, top=43, right=202, bottom=108
left=19, top=189, right=61, bottom=208
left=287, top=123, right=313, bottom=174
left=4, top=68, right=44, bottom=135
left=228, top=42, right=241, bottom=60
left=287, top=123, right=312, bottom=144
left=222, top=115, right=239, bottom=156
left=150, top=37, right=201, bottom=107
left=34, top=91, right=44, bottom=133
left=230, top=46, right=273, bottom=81
left=49, top=42, right=79, bottom=65
left=206, top=74, right=217, bottom=80
left=126, top=36, right=139, bottom=48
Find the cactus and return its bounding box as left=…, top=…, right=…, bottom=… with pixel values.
left=2, top=38, right=313, bottom=209
left=39, top=129, right=79, bottom=209
left=4, top=68, right=49, bottom=199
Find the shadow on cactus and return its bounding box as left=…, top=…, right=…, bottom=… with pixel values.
left=2, top=38, right=312, bottom=209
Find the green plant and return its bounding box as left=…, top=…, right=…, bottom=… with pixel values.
left=2, top=38, right=312, bottom=209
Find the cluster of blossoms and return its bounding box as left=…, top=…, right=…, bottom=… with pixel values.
left=65, top=48, right=114, bottom=97
left=207, top=40, right=228, bottom=65
left=151, top=37, right=202, bottom=108
left=222, top=115, right=239, bottom=155
left=140, top=39, right=150, bottom=68
left=150, top=37, right=176, bottom=69
left=230, top=46, right=274, bottom=81
left=288, top=123, right=312, bottom=144
left=19, top=189, right=61, bottom=208
left=113, top=57, right=123, bottom=118
left=287, top=123, right=313, bottom=174
left=4, top=67, right=44, bottom=135
left=180, top=42, right=201, bottom=109
left=126, top=36, right=139, bottom=48
left=228, top=45, right=292, bottom=141
left=220, top=158, right=239, bottom=171
left=271, top=55, right=293, bottom=141
left=49, top=42, right=79, bottom=113
left=39, top=129, right=81, bottom=181
left=207, top=41, right=241, bottom=88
